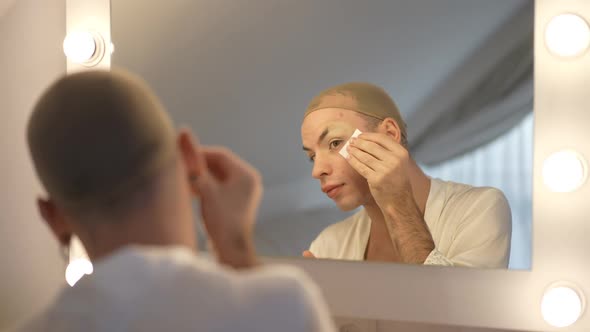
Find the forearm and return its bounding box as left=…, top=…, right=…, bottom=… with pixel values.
left=211, top=231, right=259, bottom=269
left=382, top=198, right=435, bottom=264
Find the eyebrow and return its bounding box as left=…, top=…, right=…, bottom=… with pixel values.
left=302, top=127, right=331, bottom=152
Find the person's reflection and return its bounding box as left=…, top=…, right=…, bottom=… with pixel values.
left=300, top=82, right=511, bottom=268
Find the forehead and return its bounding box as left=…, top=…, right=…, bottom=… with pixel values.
left=301, top=108, right=364, bottom=138
left=308, top=92, right=359, bottom=112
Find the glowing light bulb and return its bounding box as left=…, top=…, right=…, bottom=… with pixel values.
left=65, top=258, right=93, bottom=286
left=545, top=14, right=590, bottom=57
left=542, top=150, right=587, bottom=192
left=63, top=31, right=97, bottom=63
left=541, top=285, right=584, bottom=328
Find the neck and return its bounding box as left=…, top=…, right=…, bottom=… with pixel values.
left=78, top=216, right=197, bottom=262
left=364, top=159, right=431, bottom=225
left=74, top=169, right=198, bottom=262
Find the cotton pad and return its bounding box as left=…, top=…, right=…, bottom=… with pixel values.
left=339, top=129, right=362, bottom=159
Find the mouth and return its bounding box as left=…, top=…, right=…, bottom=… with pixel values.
left=322, top=184, right=344, bottom=199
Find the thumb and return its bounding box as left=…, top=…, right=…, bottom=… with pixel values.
left=192, top=167, right=217, bottom=200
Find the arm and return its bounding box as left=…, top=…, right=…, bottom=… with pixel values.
left=381, top=191, right=435, bottom=264
left=211, top=231, right=259, bottom=269
left=347, top=132, right=435, bottom=264
left=189, top=145, right=262, bottom=269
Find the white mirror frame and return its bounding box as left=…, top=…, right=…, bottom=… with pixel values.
left=67, top=0, right=590, bottom=330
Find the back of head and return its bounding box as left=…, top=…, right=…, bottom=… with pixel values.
left=304, top=82, right=407, bottom=145
left=27, top=69, right=176, bottom=217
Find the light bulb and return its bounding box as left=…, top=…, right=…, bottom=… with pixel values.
left=541, top=285, right=584, bottom=328
left=63, top=31, right=97, bottom=63
left=65, top=258, right=93, bottom=287
left=542, top=150, right=587, bottom=192
left=545, top=14, right=590, bottom=57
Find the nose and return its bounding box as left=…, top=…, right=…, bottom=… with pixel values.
left=311, top=154, right=331, bottom=179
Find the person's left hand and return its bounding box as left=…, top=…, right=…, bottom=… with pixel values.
left=302, top=250, right=317, bottom=258
left=346, top=132, right=414, bottom=212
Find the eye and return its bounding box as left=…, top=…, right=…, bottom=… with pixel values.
left=308, top=154, right=315, bottom=163
left=329, top=140, right=342, bottom=150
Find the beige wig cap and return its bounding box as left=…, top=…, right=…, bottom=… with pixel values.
left=27, top=69, right=177, bottom=212
left=303, top=82, right=407, bottom=139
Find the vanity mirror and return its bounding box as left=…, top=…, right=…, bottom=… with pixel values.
left=108, top=0, right=534, bottom=270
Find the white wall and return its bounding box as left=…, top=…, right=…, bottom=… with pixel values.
left=0, top=0, right=66, bottom=328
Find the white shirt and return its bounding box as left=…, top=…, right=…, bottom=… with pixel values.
left=309, top=178, right=512, bottom=268
left=14, top=246, right=336, bottom=332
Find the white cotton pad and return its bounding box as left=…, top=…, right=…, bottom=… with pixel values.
left=339, top=129, right=362, bottom=159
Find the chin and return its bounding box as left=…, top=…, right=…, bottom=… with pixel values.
left=334, top=198, right=362, bottom=212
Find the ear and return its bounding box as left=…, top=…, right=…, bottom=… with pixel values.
left=380, top=118, right=402, bottom=144
left=177, top=128, right=204, bottom=196
left=37, top=197, right=73, bottom=247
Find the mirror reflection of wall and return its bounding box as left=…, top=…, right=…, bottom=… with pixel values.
left=111, top=0, right=533, bottom=270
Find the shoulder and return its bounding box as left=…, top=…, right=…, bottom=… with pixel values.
left=439, top=179, right=510, bottom=214
left=436, top=179, right=511, bottom=233
left=233, top=265, right=333, bottom=331
left=309, top=209, right=365, bottom=256
left=134, top=248, right=326, bottom=330
left=238, top=265, right=318, bottom=298
left=313, top=209, right=365, bottom=242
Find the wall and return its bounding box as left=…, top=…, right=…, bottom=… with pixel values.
left=0, top=0, right=66, bottom=328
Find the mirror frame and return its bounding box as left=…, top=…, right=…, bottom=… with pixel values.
left=67, top=0, right=590, bottom=330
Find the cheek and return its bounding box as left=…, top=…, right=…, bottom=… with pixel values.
left=341, top=161, right=370, bottom=190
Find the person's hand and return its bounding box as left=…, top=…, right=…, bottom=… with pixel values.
left=302, top=250, right=316, bottom=258
left=191, top=146, right=262, bottom=266
left=346, top=133, right=414, bottom=213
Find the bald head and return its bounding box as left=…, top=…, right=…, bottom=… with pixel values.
left=27, top=69, right=176, bottom=215
left=304, top=82, right=408, bottom=146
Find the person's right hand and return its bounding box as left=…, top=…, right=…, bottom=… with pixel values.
left=191, top=146, right=262, bottom=259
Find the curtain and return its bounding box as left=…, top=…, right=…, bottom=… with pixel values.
left=407, top=1, right=533, bottom=166
left=422, top=112, right=533, bottom=269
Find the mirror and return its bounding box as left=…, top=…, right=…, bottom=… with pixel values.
left=111, top=0, right=533, bottom=270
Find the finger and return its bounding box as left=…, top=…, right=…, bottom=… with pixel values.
left=188, top=145, right=214, bottom=197
left=199, top=147, right=238, bottom=181
left=348, top=145, right=388, bottom=173
left=357, top=132, right=405, bottom=154
left=200, top=147, right=263, bottom=195
left=302, top=250, right=316, bottom=258
left=349, top=137, right=389, bottom=161
left=202, top=146, right=256, bottom=179
left=346, top=147, right=376, bottom=179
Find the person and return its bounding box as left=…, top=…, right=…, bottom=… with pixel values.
left=13, top=69, right=335, bottom=332
left=300, top=82, right=511, bottom=268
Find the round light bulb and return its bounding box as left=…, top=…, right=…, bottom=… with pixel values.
left=542, top=150, right=587, bottom=192
left=63, top=31, right=97, bottom=63
left=541, top=285, right=584, bottom=328
left=65, top=258, right=93, bottom=287
left=545, top=14, right=590, bottom=57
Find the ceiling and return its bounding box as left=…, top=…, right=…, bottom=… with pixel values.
left=111, top=0, right=530, bottom=221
